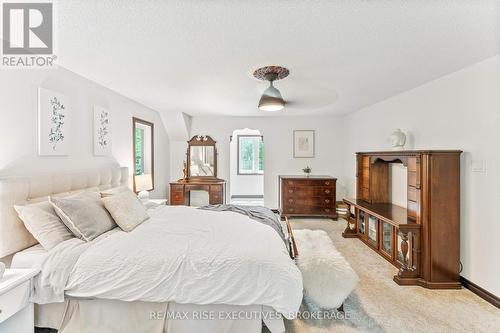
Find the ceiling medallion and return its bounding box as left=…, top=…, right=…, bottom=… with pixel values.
left=253, top=66, right=289, bottom=112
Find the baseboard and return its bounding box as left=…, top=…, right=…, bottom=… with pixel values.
left=231, top=195, right=264, bottom=199
left=460, top=276, right=499, bottom=309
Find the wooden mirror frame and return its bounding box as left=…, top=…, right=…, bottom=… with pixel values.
left=132, top=117, right=155, bottom=192
left=186, top=135, right=219, bottom=181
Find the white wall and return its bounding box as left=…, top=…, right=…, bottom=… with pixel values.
left=342, top=55, right=500, bottom=296
left=0, top=66, right=170, bottom=199
left=171, top=116, right=346, bottom=208
left=229, top=128, right=264, bottom=197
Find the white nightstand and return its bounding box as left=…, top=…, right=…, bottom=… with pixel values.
left=0, top=269, right=39, bottom=333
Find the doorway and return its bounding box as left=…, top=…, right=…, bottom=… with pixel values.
left=229, top=128, right=264, bottom=206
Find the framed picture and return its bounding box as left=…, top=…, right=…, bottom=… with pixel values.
left=93, top=105, right=112, bottom=156
left=38, top=88, right=70, bottom=156
left=293, top=130, right=315, bottom=158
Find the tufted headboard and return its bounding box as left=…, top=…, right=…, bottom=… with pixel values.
left=0, top=167, right=129, bottom=258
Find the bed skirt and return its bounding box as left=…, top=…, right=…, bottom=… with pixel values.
left=36, top=300, right=285, bottom=333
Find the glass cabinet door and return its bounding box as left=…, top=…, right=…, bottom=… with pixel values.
left=358, top=211, right=366, bottom=235
left=381, top=222, right=392, bottom=255
left=368, top=215, right=378, bottom=246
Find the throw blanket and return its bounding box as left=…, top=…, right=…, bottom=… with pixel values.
left=199, top=204, right=286, bottom=244
left=30, top=206, right=303, bottom=318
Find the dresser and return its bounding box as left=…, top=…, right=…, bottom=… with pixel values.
left=170, top=180, right=226, bottom=206
left=279, top=176, right=337, bottom=220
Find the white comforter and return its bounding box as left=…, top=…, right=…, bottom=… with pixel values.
left=31, top=206, right=303, bottom=318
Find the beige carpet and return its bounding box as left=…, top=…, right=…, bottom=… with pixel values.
left=276, top=218, right=499, bottom=333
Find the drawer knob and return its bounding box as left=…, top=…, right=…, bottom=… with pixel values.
left=325, top=181, right=330, bottom=185
left=288, top=189, right=293, bottom=194
left=325, top=189, right=331, bottom=194
left=325, top=208, right=330, bottom=212
left=325, top=199, right=330, bottom=203
left=288, top=199, right=293, bottom=203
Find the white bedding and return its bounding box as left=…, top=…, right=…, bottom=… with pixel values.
left=11, top=244, right=48, bottom=268
left=31, top=206, right=303, bottom=319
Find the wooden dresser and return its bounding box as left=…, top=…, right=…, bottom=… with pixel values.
left=279, top=175, right=337, bottom=220
left=343, top=150, right=462, bottom=289
left=170, top=180, right=225, bottom=206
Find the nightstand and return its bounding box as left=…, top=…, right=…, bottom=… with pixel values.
left=0, top=268, right=39, bottom=333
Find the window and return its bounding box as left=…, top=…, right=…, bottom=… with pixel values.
left=238, top=135, right=264, bottom=175
left=134, top=127, right=144, bottom=175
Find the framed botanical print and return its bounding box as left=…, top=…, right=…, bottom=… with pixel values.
left=293, top=130, right=315, bottom=158
left=38, top=87, right=70, bottom=156
left=93, top=105, right=112, bottom=156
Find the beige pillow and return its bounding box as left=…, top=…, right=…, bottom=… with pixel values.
left=100, top=186, right=131, bottom=198
left=14, top=201, right=74, bottom=250
left=102, top=191, right=149, bottom=232
left=49, top=192, right=116, bottom=242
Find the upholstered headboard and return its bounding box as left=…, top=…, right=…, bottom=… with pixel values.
left=0, top=167, right=129, bottom=258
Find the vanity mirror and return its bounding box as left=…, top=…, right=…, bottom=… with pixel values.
left=187, top=135, right=218, bottom=180
left=170, top=135, right=226, bottom=206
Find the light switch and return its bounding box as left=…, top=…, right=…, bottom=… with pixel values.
left=471, top=160, right=486, bottom=173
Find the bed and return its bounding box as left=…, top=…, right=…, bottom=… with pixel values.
left=0, top=167, right=303, bottom=333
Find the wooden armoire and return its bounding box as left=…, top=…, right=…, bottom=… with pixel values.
left=343, top=150, right=462, bottom=289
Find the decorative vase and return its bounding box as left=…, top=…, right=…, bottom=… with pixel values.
left=389, top=129, right=406, bottom=150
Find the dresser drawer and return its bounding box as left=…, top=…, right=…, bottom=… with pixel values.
left=283, top=204, right=334, bottom=216
left=209, top=193, right=223, bottom=204
left=408, top=171, right=417, bottom=187
left=170, top=191, right=185, bottom=205
left=0, top=281, right=29, bottom=323
left=209, top=185, right=223, bottom=194
left=285, top=186, right=335, bottom=197
left=283, top=179, right=335, bottom=187
left=285, top=197, right=334, bottom=207
left=170, top=185, right=184, bottom=192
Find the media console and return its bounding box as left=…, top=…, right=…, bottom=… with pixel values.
left=343, top=150, right=462, bottom=289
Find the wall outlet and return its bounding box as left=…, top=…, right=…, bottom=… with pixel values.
left=471, top=160, right=486, bottom=173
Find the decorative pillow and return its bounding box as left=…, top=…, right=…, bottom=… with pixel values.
left=102, top=190, right=149, bottom=232
left=100, top=186, right=132, bottom=198
left=49, top=192, right=116, bottom=241
left=14, top=201, right=74, bottom=250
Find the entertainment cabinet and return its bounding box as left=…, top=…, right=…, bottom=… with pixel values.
left=343, top=150, right=462, bottom=289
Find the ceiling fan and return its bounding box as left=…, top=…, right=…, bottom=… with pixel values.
left=253, top=65, right=289, bottom=112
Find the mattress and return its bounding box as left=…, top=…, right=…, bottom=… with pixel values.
left=11, top=244, right=48, bottom=268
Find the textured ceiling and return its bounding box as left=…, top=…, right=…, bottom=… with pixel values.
left=54, top=0, right=500, bottom=116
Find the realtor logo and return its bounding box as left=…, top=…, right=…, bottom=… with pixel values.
left=2, top=2, right=52, bottom=54
left=2, top=2, right=55, bottom=67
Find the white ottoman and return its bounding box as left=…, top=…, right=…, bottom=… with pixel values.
left=294, top=229, right=358, bottom=309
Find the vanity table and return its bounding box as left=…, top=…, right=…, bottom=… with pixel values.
left=170, top=136, right=226, bottom=206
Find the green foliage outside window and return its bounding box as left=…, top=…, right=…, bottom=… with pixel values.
left=135, top=128, right=144, bottom=175
left=238, top=136, right=264, bottom=174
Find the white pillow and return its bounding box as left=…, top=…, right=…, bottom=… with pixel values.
left=49, top=192, right=116, bottom=242
left=14, top=201, right=74, bottom=250
left=102, top=191, right=149, bottom=232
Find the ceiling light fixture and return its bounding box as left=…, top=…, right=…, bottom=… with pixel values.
left=253, top=66, right=289, bottom=112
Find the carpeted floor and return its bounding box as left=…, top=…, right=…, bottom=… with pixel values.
left=277, top=218, right=500, bottom=333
